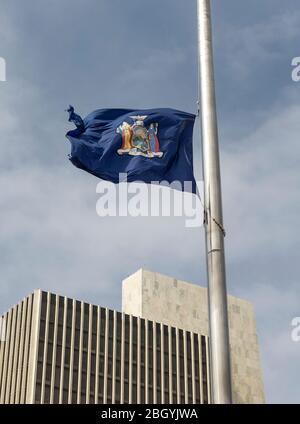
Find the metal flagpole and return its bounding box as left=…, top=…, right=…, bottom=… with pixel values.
left=197, top=0, right=232, bottom=403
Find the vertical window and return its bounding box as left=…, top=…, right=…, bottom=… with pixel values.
left=80, top=303, right=89, bottom=403
left=201, top=336, right=208, bottom=404
left=187, top=332, right=193, bottom=403
left=156, top=323, right=161, bottom=404
left=107, top=310, right=114, bottom=402
left=194, top=334, right=200, bottom=403
left=131, top=317, right=137, bottom=404
left=179, top=330, right=185, bottom=403
left=123, top=315, right=129, bottom=404
left=72, top=301, right=81, bottom=403
left=44, top=294, right=56, bottom=404
left=98, top=308, right=106, bottom=404
left=115, top=312, right=122, bottom=404
left=40, top=292, right=48, bottom=320
left=35, top=363, right=43, bottom=403
left=171, top=328, right=177, bottom=404
left=64, top=299, right=73, bottom=399
left=53, top=297, right=64, bottom=403
left=163, top=325, right=169, bottom=402
left=140, top=319, right=145, bottom=404
left=148, top=321, right=153, bottom=404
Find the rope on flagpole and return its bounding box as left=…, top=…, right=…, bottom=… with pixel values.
left=196, top=182, right=226, bottom=236
left=212, top=216, right=226, bottom=237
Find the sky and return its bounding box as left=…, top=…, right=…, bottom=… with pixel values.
left=0, top=0, right=299, bottom=403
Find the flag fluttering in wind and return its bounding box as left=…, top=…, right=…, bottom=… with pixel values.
left=66, top=107, right=197, bottom=193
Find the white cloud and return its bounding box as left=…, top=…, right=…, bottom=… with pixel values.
left=222, top=98, right=300, bottom=260
left=219, top=9, right=300, bottom=79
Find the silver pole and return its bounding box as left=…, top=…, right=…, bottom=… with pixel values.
left=197, top=0, right=232, bottom=404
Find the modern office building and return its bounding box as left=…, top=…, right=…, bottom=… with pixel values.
left=0, top=290, right=210, bottom=404
left=0, top=269, right=264, bottom=404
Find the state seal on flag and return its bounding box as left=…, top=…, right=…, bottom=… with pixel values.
left=116, top=115, right=163, bottom=158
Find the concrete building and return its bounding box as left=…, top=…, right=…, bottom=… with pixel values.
left=0, top=289, right=210, bottom=404
left=0, top=269, right=264, bottom=404
left=123, top=269, right=265, bottom=404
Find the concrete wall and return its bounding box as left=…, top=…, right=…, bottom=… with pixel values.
left=122, top=269, right=265, bottom=404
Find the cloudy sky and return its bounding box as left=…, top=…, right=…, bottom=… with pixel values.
left=0, top=0, right=299, bottom=403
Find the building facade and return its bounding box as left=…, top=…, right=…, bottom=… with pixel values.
left=0, top=289, right=211, bottom=404
left=122, top=269, right=265, bottom=404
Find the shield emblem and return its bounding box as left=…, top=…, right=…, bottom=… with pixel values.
left=131, top=125, right=149, bottom=153
left=116, top=115, right=163, bottom=158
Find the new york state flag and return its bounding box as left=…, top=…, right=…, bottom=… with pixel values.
left=65, top=107, right=197, bottom=193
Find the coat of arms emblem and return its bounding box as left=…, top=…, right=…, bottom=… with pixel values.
left=116, top=115, right=163, bottom=158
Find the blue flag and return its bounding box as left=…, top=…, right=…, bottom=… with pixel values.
left=66, top=107, right=197, bottom=193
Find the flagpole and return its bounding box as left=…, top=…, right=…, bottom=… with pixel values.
left=197, top=0, right=232, bottom=403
